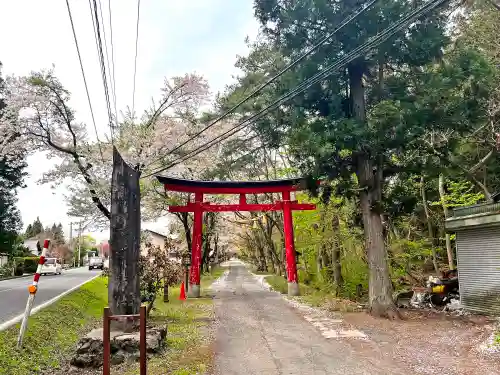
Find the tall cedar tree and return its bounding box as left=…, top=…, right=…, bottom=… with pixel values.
left=249, top=0, right=470, bottom=317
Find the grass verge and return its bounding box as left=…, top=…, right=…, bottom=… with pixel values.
left=0, top=266, right=226, bottom=375
left=0, top=276, right=108, bottom=375
left=264, top=275, right=361, bottom=312
left=118, top=266, right=226, bottom=375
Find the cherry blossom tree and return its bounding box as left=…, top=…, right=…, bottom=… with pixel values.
left=3, top=69, right=214, bottom=227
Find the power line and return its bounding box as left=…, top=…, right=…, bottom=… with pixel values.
left=132, top=0, right=141, bottom=117
left=65, top=0, right=105, bottom=163
left=142, top=0, right=449, bottom=178
left=108, top=0, right=118, bottom=125
left=97, top=0, right=118, bottom=126
left=89, top=0, right=115, bottom=142
left=152, top=0, right=379, bottom=160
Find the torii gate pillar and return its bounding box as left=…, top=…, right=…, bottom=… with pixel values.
left=282, top=190, right=299, bottom=295
left=158, top=176, right=317, bottom=297
left=189, top=192, right=203, bottom=298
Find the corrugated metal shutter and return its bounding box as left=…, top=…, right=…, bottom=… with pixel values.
left=457, top=227, right=500, bottom=315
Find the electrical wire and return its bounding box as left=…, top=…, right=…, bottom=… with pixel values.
left=97, top=0, right=118, bottom=126
left=89, top=0, right=115, bottom=141
left=131, top=0, right=141, bottom=117
left=142, top=0, right=449, bottom=179
left=65, top=0, right=105, bottom=163
left=108, top=0, right=118, bottom=124
left=150, top=0, right=379, bottom=160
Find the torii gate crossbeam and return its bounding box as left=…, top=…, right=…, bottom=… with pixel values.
left=157, top=176, right=317, bottom=297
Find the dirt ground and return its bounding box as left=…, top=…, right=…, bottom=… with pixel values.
left=342, top=309, right=500, bottom=375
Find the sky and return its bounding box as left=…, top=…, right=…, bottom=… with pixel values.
left=0, top=0, right=259, bottom=242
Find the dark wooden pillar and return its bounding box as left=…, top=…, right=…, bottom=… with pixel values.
left=109, top=147, right=141, bottom=322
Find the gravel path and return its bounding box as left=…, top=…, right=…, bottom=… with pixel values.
left=212, top=261, right=403, bottom=375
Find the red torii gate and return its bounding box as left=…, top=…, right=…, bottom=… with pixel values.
left=156, top=176, right=316, bottom=297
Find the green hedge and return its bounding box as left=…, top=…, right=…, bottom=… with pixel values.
left=14, top=257, right=40, bottom=273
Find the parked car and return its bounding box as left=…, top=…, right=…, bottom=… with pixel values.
left=41, top=258, right=62, bottom=275
left=88, top=257, right=104, bottom=270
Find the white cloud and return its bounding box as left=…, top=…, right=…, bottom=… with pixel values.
left=0, top=0, right=259, bottom=241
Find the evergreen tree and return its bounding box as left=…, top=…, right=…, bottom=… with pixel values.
left=25, top=224, right=33, bottom=238
left=32, top=217, right=43, bottom=236
left=221, top=0, right=494, bottom=317
left=52, top=223, right=65, bottom=245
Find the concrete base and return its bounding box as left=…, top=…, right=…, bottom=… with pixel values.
left=188, top=284, right=200, bottom=298
left=288, top=282, right=300, bottom=296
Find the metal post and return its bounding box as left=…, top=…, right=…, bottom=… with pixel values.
left=103, top=307, right=111, bottom=375
left=139, top=305, right=147, bottom=375
left=189, top=192, right=203, bottom=298
left=282, top=191, right=300, bottom=296
left=17, top=239, right=51, bottom=348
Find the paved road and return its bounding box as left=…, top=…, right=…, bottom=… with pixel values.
left=212, top=261, right=402, bottom=375
left=0, top=267, right=101, bottom=326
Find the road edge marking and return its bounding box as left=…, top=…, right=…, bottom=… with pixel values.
left=0, top=273, right=102, bottom=332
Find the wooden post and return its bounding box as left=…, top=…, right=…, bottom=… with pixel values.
left=103, top=306, right=147, bottom=375
left=103, top=307, right=111, bottom=375
left=109, top=147, right=141, bottom=325
left=139, top=305, right=147, bottom=375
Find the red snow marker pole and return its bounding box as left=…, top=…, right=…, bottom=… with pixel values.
left=17, top=239, right=51, bottom=348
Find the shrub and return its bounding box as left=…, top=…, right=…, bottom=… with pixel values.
left=14, top=263, right=24, bottom=276
left=14, top=257, right=39, bottom=273
left=23, top=257, right=39, bottom=273
left=139, top=241, right=182, bottom=316
left=0, top=262, right=14, bottom=278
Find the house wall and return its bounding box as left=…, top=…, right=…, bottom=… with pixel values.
left=456, top=225, right=500, bottom=314
left=0, top=255, right=8, bottom=267
left=141, top=232, right=166, bottom=256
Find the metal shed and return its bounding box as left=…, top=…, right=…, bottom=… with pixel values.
left=446, top=202, right=500, bottom=315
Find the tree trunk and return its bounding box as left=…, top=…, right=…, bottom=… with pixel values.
left=331, top=215, right=343, bottom=295
left=256, top=241, right=267, bottom=271
left=163, top=282, right=169, bottom=303
left=109, top=147, right=141, bottom=329
left=146, top=296, right=155, bottom=318
left=438, top=174, right=455, bottom=270
left=349, top=63, right=399, bottom=319
left=420, top=175, right=439, bottom=273
left=176, top=212, right=192, bottom=253
left=316, top=246, right=323, bottom=281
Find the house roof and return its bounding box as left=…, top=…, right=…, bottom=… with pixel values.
left=144, top=229, right=168, bottom=239
left=23, top=239, right=39, bottom=250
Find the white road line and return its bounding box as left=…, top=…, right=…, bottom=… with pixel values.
left=0, top=273, right=102, bottom=332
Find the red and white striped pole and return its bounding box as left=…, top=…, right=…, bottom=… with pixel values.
left=17, top=239, right=50, bottom=348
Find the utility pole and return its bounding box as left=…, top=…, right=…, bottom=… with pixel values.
left=78, top=220, right=82, bottom=267
left=69, top=222, right=74, bottom=267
